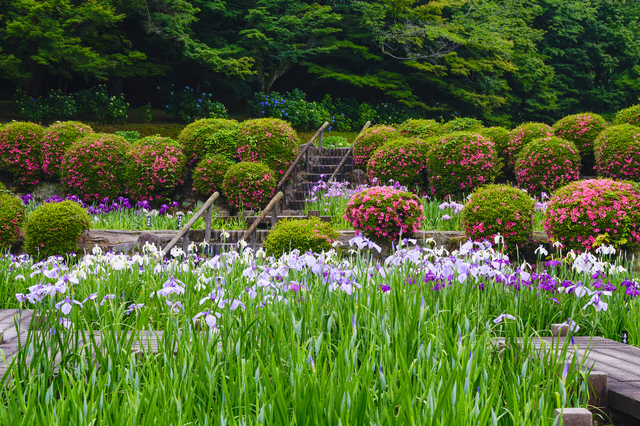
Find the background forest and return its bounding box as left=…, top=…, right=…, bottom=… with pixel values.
left=0, top=0, right=639, bottom=127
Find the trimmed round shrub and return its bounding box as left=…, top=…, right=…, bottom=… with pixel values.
left=442, top=117, right=483, bottom=133
left=0, top=122, right=44, bottom=186
left=41, top=121, right=94, bottom=178
left=545, top=179, right=640, bottom=252
left=479, top=127, right=510, bottom=157
left=515, top=137, right=581, bottom=194
left=192, top=155, right=234, bottom=197
left=179, top=118, right=238, bottom=166
left=594, top=124, right=640, bottom=181
left=222, top=162, right=275, bottom=210
left=614, top=104, right=640, bottom=127
left=24, top=200, right=90, bottom=259
left=353, top=125, right=397, bottom=167
left=428, top=132, right=497, bottom=198
left=552, top=113, right=607, bottom=153
left=343, top=186, right=425, bottom=240
left=123, top=136, right=186, bottom=201
left=366, top=138, right=432, bottom=190
left=60, top=133, right=129, bottom=202
left=0, top=192, right=25, bottom=251
left=236, top=118, right=298, bottom=177
left=504, top=123, right=553, bottom=169
left=463, top=184, right=535, bottom=250
left=397, top=119, right=443, bottom=138
left=264, top=217, right=338, bottom=256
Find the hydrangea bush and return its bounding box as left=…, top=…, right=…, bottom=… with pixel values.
left=552, top=113, right=607, bottom=154
left=24, top=200, right=90, bottom=259
left=366, top=138, right=431, bottom=191
left=263, top=217, right=338, bottom=256
left=60, top=133, right=129, bottom=202
left=442, top=117, right=483, bottom=133
left=344, top=186, right=425, bottom=240
left=594, top=124, right=640, bottom=181
left=505, top=123, right=553, bottom=169
left=123, top=136, right=186, bottom=201
left=545, top=179, right=640, bottom=251
left=41, top=121, right=94, bottom=178
left=180, top=118, right=238, bottom=166
left=613, top=104, right=640, bottom=127
left=222, top=162, right=275, bottom=210
left=515, top=137, right=581, bottom=194
left=192, top=155, right=235, bottom=197
left=236, top=118, right=298, bottom=177
left=353, top=125, right=397, bottom=167
left=463, top=184, right=535, bottom=250
left=0, top=192, right=25, bottom=250
left=397, top=119, right=443, bottom=138
left=0, top=122, right=44, bottom=186
left=428, top=132, right=497, bottom=198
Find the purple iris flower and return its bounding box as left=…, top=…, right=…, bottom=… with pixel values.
left=493, top=313, right=516, bottom=324
left=100, top=294, right=116, bottom=306
left=380, top=284, right=391, bottom=293
left=55, top=297, right=83, bottom=315
left=125, top=303, right=145, bottom=315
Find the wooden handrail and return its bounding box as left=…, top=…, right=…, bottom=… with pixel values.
left=327, top=121, right=371, bottom=183
left=241, top=191, right=284, bottom=242
left=277, top=122, right=330, bottom=189
left=162, top=192, right=219, bottom=256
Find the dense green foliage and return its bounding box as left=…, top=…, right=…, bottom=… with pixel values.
left=0, top=1, right=637, bottom=126
left=41, top=121, right=94, bottom=178
left=236, top=118, right=299, bottom=177
left=614, top=105, right=640, bottom=127
left=353, top=125, right=396, bottom=167
left=222, top=162, right=276, bottom=210
left=0, top=192, right=25, bottom=250
left=180, top=119, right=239, bottom=166
left=192, top=155, right=235, bottom=197
left=366, top=138, right=431, bottom=190
left=552, top=113, right=607, bottom=153
left=463, top=184, right=535, bottom=250
left=263, top=217, right=338, bottom=256
left=478, top=127, right=510, bottom=158
left=594, top=124, right=640, bottom=181
left=397, top=119, right=443, bottom=139
left=24, top=200, right=90, bottom=259
left=505, top=123, right=554, bottom=169
left=0, top=122, right=44, bottom=186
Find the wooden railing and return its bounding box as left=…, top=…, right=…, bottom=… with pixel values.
left=327, top=121, right=371, bottom=183
left=162, top=191, right=219, bottom=257
left=241, top=191, right=284, bottom=249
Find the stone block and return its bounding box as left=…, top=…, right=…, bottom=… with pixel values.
left=551, top=323, right=569, bottom=337
left=587, top=371, right=608, bottom=409
left=554, top=408, right=592, bottom=426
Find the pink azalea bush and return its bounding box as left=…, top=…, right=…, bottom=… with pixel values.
left=613, top=104, right=640, bottom=127
left=366, top=138, right=432, bottom=191
left=545, top=179, right=640, bottom=251
left=60, top=133, right=129, bottom=202
left=353, top=125, right=397, bottom=167
left=41, top=121, right=94, bottom=178
left=236, top=118, right=298, bottom=178
left=179, top=118, right=238, bottom=166
left=504, top=122, right=553, bottom=169
left=343, top=186, right=425, bottom=240
left=192, top=155, right=235, bottom=197
left=0, top=192, right=25, bottom=250
left=397, top=119, right=442, bottom=138
left=123, top=136, right=186, bottom=201
left=463, top=184, right=535, bottom=250
left=515, top=136, right=581, bottom=194
left=0, top=122, right=44, bottom=186
left=479, top=126, right=510, bottom=158
left=222, top=162, right=275, bottom=210
left=594, top=124, right=640, bottom=181
left=427, top=132, right=497, bottom=198
left=552, top=113, right=607, bottom=153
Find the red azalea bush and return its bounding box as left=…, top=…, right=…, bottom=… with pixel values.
left=366, top=138, right=432, bottom=191
left=552, top=113, right=607, bottom=154
left=60, top=133, right=129, bottom=202
left=222, top=162, right=275, bottom=210
left=236, top=118, right=298, bottom=177
left=353, top=125, right=397, bottom=167
left=0, top=192, right=25, bottom=250
left=613, top=104, right=640, bottom=127
left=594, top=124, right=640, bottom=181
left=397, top=119, right=443, bottom=138
left=463, top=184, right=535, bottom=250
left=192, top=155, right=235, bottom=197
left=343, top=186, right=425, bottom=240
left=515, top=137, right=581, bottom=194
left=0, top=122, right=44, bottom=186
left=123, top=136, right=186, bottom=201
left=427, top=132, right=497, bottom=198
left=41, top=121, right=94, bottom=178
left=179, top=118, right=238, bottom=166
left=504, top=122, right=553, bottom=169
left=544, top=179, right=640, bottom=251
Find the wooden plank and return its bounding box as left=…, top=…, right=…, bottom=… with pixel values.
left=162, top=192, right=219, bottom=256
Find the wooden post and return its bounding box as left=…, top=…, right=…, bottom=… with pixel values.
left=162, top=192, right=219, bottom=257
left=241, top=192, right=284, bottom=242
left=182, top=233, right=189, bottom=253
left=328, top=121, right=370, bottom=183
left=205, top=205, right=213, bottom=243
left=318, top=128, right=324, bottom=150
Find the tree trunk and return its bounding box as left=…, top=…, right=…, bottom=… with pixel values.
left=25, top=67, right=43, bottom=98
left=110, top=77, right=123, bottom=96
left=264, top=62, right=292, bottom=95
